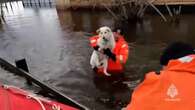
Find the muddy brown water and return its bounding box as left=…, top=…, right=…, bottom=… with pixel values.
left=1, top=2, right=195, bottom=110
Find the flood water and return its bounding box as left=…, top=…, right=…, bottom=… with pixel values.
left=1, top=2, right=195, bottom=110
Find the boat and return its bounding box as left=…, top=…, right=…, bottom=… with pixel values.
left=0, top=58, right=88, bottom=110
left=0, top=84, right=78, bottom=110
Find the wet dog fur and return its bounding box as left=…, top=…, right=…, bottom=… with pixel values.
left=90, top=26, right=115, bottom=76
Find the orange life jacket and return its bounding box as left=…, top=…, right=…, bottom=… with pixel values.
left=127, top=54, right=195, bottom=110
left=89, top=33, right=129, bottom=74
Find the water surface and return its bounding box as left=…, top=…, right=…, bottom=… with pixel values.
left=1, top=2, right=195, bottom=110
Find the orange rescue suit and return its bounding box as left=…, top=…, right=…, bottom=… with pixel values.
left=89, top=33, right=129, bottom=74
left=127, top=55, right=195, bottom=110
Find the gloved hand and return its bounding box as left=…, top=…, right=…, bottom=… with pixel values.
left=93, top=45, right=99, bottom=51
left=103, top=48, right=116, bottom=61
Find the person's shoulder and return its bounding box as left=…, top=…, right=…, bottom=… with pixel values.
left=140, top=71, right=160, bottom=85
left=115, top=35, right=127, bottom=44
left=146, top=71, right=159, bottom=79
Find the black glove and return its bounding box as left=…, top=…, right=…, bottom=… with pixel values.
left=103, top=48, right=116, bottom=61
left=93, top=45, right=99, bottom=51
left=93, top=66, right=98, bottom=73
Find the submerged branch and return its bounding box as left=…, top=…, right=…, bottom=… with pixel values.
left=165, top=3, right=173, bottom=17
left=102, top=0, right=168, bottom=23
left=103, top=4, right=119, bottom=20
left=147, top=1, right=167, bottom=22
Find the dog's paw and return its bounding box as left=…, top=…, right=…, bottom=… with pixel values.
left=104, top=72, right=111, bottom=76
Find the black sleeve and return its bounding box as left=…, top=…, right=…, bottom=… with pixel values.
left=103, top=48, right=116, bottom=61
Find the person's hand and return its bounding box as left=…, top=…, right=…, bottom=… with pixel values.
left=93, top=45, right=99, bottom=51
left=121, top=107, right=126, bottom=110
left=103, top=48, right=116, bottom=61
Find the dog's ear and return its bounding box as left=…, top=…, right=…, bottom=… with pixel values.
left=96, top=29, right=100, bottom=34
left=106, top=28, right=111, bottom=33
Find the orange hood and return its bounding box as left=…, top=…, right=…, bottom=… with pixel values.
left=165, top=54, right=195, bottom=74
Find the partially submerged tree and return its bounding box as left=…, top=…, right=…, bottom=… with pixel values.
left=103, top=0, right=167, bottom=22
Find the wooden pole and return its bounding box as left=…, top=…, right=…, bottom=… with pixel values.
left=15, top=59, right=32, bottom=85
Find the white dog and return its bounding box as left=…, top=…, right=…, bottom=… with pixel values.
left=90, top=26, right=115, bottom=76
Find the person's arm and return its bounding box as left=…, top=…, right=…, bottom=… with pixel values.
left=117, top=42, right=129, bottom=64
left=89, top=35, right=99, bottom=47
left=103, top=39, right=129, bottom=63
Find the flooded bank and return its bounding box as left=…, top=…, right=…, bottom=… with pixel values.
left=1, top=2, right=195, bottom=110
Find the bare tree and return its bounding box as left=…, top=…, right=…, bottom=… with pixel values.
left=102, top=0, right=167, bottom=22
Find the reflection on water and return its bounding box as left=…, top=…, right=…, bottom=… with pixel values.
left=57, top=10, right=115, bottom=32
left=1, top=2, right=195, bottom=110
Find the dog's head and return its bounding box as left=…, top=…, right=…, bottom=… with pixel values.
left=96, top=26, right=114, bottom=42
